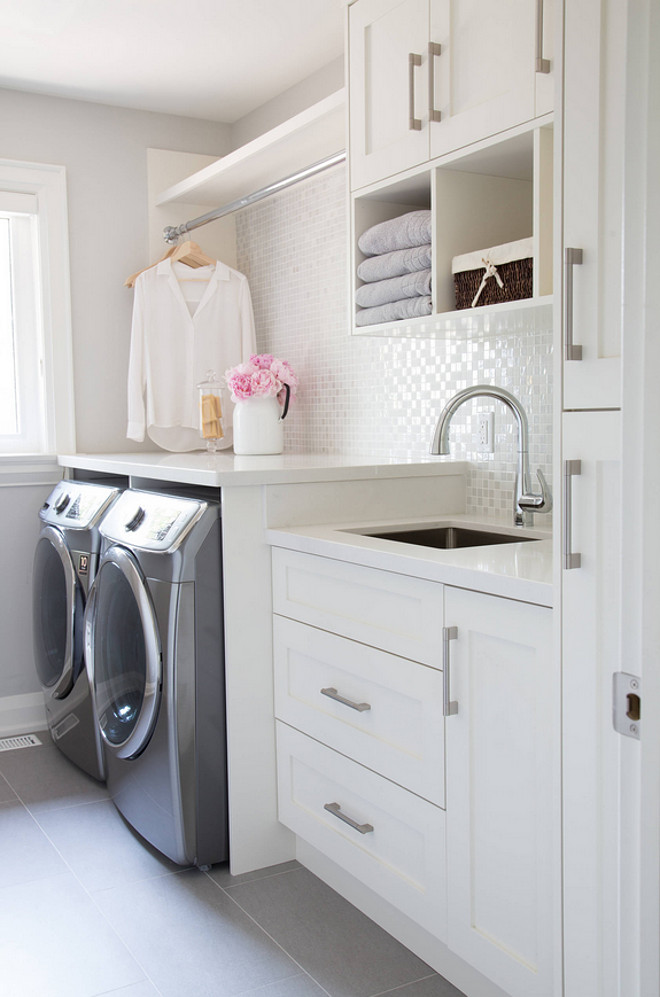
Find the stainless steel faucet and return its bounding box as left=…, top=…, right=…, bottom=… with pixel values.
left=430, top=384, right=552, bottom=527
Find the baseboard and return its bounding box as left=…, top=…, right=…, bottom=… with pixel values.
left=0, top=693, right=47, bottom=738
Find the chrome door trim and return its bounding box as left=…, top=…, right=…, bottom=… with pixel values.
left=38, top=526, right=78, bottom=699
left=86, top=544, right=162, bottom=759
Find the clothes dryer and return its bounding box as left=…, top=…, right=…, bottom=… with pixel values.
left=33, top=479, right=121, bottom=780
left=84, top=488, right=228, bottom=868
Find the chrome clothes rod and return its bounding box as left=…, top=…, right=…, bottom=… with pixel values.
left=163, top=150, right=346, bottom=245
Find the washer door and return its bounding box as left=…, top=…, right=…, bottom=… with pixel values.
left=33, top=526, right=84, bottom=699
left=86, top=546, right=162, bottom=759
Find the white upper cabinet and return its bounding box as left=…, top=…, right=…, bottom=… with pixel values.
left=562, top=0, right=625, bottom=410
left=348, top=0, right=553, bottom=191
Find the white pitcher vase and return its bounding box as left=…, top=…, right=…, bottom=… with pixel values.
left=232, top=386, right=290, bottom=455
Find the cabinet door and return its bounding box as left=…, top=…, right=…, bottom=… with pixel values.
left=562, top=0, right=625, bottom=409
left=429, top=0, right=537, bottom=161
left=349, top=0, right=430, bottom=190
left=561, top=411, right=625, bottom=997
left=444, top=586, right=559, bottom=997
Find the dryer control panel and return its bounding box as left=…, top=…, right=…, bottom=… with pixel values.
left=40, top=480, right=120, bottom=530
left=99, top=489, right=207, bottom=554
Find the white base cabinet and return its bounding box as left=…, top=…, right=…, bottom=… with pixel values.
left=443, top=586, right=558, bottom=997
left=271, top=547, right=559, bottom=997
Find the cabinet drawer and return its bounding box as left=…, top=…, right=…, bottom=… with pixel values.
left=276, top=722, right=446, bottom=939
left=272, top=548, right=443, bottom=667
left=274, top=616, right=445, bottom=806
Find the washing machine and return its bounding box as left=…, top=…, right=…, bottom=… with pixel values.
left=32, top=479, right=121, bottom=780
left=84, top=488, right=228, bottom=868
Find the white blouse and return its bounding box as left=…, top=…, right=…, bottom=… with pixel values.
left=127, top=258, right=256, bottom=452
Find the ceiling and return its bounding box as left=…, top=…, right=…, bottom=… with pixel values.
left=0, top=0, right=345, bottom=123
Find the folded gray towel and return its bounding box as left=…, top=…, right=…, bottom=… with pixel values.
left=355, top=269, right=432, bottom=308
left=358, top=210, right=432, bottom=255
left=355, top=295, right=433, bottom=328
left=357, top=244, right=432, bottom=282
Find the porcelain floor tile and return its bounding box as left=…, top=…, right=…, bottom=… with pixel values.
left=0, top=873, right=145, bottom=997
left=36, top=798, right=184, bottom=892
left=0, top=742, right=109, bottom=813
left=224, top=867, right=434, bottom=997
left=95, top=868, right=302, bottom=997
left=0, top=799, right=69, bottom=889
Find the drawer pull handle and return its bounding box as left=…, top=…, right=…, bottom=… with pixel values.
left=535, top=0, right=551, bottom=73
left=564, top=247, right=584, bottom=361
left=428, top=42, right=442, bottom=122
left=408, top=52, right=422, bottom=131
left=324, top=802, right=374, bottom=835
left=563, top=459, right=582, bottom=569
left=321, top=687, right=371, bottom=713
left=442, top=626, right=458, bottom=716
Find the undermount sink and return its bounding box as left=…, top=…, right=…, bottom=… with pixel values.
left=345, top=525, right=541, bottom=550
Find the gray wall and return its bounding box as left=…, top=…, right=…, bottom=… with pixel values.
left=0, top=88, right=230, bottom=453
left=0, top=88, right=229, bottom=701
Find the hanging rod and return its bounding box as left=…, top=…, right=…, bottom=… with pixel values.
left=163, top=150, right=346, bottom=245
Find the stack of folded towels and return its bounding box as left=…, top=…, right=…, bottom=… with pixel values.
left=355, top=210, right=433, bottom=327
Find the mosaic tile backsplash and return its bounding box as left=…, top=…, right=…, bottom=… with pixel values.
left=236, top=165, right=553, bottom=523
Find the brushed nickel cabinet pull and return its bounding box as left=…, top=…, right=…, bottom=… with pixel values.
left=564, top=248, right=584, bottom=361
left=428, top=42, right=442, bottom=122
left=321, top=687, right=371, bottom=713
left=324, top=802, right=374, bottom=834
left=442, top=626, right=458, bottom=716
left=563, top=460, right=582, bottom=569
left=536, top=0, right=551, bottom=73
left=408, top=52, right=422, bottom=130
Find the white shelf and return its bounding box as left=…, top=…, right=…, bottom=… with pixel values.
left=156, top=90, right=346, bottom=209
left=353, top=296, right=554, bottom=339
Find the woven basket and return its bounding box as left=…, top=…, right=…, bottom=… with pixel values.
left=452, top=238, right=533, bottom=310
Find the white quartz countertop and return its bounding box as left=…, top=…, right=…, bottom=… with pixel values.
left=58, top=451, right=469, bottom=487
left=266, top=514, right=553, bottom=607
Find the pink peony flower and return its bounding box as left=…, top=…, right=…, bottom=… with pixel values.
left=225, top=354, right=298, bottom=404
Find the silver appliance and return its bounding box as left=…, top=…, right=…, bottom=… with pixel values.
left=84, top=488, right=228, bottom=868
left=32, top=479, right=120, bottom=780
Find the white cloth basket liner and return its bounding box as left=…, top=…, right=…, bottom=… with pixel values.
left=451, top=237, right=534, bottom=274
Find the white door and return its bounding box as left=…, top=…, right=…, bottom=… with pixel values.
left=443, top=586, right=559, bottom=997
left=429, top=0, right=537, bottom=161
left=562, top=0, right=625, bottom=409
left=348, top=0, right=430, bottom=190
left=561, top=410, right=626, bottom=997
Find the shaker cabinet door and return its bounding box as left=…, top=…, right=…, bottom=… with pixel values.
left=428, top=0, right=537, bottom=162
left=443, top=586, right=559, bottom=997
left=562, top=0, right=625, bottom=409
left=349, top=0, right=429, bottom=190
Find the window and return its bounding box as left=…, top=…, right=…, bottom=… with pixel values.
left=0, top=160, right=75, bottom=459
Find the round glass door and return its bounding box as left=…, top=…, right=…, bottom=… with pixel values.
left=32, top=529, right=82, bottom=697
left=88, top=548, right=162, bottom=759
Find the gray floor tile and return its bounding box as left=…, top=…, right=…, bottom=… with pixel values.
left=208, top=859, right=302, bottom=888
left=0, top=873, right=146, bottom=997
left=95, top=867, right=303, bottom=997
left=0, top=770, right=18, bottom=804
left=0, top=741, right=109, bottom=813
left=238, top=975, right=329, bottom=997
left=225, top=867, right=434, bottom=997
left=98, top=983, right=163, bottom=996
left=37, top=798, right=184, bottom=893
left=378, top=974, right=467, bottom=997
left=0, top=799, right=69, bottom=889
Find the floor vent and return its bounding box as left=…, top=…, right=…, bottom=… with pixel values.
left=0, top=733, right=42, bottom=752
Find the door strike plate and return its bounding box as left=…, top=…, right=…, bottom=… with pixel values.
left=613, top=672, right=641, bottom=740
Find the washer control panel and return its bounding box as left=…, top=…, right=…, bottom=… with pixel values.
left=40, top=480, right=120, bottom=530
left=98, top=489, right=207, bottom=553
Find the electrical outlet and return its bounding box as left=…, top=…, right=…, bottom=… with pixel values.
left=477, top=412, right=494, bottom=453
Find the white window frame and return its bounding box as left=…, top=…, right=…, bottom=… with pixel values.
left=0, top=159, right=75, bottom=476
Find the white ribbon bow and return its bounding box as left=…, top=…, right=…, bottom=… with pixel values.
left=471, top=257, right=505, bottom=308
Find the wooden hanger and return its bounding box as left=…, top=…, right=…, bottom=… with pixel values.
left=124, top=240, right=216, bottom=288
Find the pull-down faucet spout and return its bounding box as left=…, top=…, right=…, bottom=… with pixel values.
left=430, top=384, right=552, bottom=527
